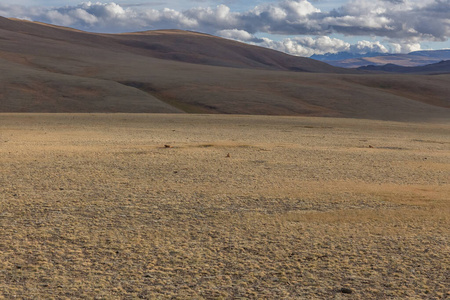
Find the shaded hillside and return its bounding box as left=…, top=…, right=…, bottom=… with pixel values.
left=0, top=59, right=181, bottom=113
left=358, top=60, right=450, bottom=74
left=0, top=17, right=449, bottom=121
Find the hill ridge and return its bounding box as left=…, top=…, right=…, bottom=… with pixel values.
left=0, top=17, right=449, bottom=121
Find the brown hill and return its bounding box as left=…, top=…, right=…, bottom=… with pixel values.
left=0, top=16, right=449, bottom=121
left=0, top=17, right=344, bottom=73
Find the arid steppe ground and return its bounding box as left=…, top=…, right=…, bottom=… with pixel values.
left=1, top=114, right=449, bottom=298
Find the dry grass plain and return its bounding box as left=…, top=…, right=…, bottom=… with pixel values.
left=0, top=114, right=449, bottom=299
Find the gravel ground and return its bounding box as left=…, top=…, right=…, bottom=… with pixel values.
left=1, top=114, right=449, bottom=299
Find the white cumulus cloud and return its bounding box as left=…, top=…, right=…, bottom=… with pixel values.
left=349, top=40, right=389, bottom=54
left=217, top=29, right=258, bottom=41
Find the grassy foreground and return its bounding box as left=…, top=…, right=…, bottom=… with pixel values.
left=1, top=114, right=449, bottom=299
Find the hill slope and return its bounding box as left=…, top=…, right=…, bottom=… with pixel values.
left=0, top=17, right=449, bottom=121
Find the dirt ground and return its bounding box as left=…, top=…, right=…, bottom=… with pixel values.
left=1, top=114, right=449, bottom=299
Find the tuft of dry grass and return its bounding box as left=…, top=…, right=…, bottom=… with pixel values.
left=0, top=114, right=449, bottom=298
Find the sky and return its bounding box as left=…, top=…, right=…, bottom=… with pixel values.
left=1, top=0, right=449, bottom=57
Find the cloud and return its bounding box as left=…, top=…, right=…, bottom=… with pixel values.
left=349, top=40, right=389, bottom=54
left=215, top=29, right=335, bottom=56
left=0, top=0, right=448, bottom=53
left=215, top=29, right=401, bottom=56
left=217, top=29, right=261, bottom=42
left=328, top=0, right=450, bottom=41
left=256, top=36, right=350, bottom=57
left=388, top=41, right=422, bottom=53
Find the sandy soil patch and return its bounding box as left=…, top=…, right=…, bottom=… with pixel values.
left=1, top=114, right=449, bottom=298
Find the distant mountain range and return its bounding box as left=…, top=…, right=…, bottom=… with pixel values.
left=0, top=16, right=449, bottom=121
left=312, top=50, right=450, bottom=68
left=311, top=52, right=388, bottom=62
left=358, top=60, right=450, bottom=74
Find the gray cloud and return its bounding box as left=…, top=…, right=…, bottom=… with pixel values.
left=382, top=0, right=405, bottom=3
left=1, top=0, right=448, bottom=53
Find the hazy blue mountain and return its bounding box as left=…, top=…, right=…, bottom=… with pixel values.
left=410, top=50, right=450, bottom=59
left=311, top=52, right=387, bottom=62
left=312, top=49, right=450, bottom=68
left=357, top=60, right=450, bottom=74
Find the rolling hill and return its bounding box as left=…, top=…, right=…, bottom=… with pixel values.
left=0, top=16, right=449, bottom=121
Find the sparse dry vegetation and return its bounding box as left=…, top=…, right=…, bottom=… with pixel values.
left=1, top=114, right=449, bottom=298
